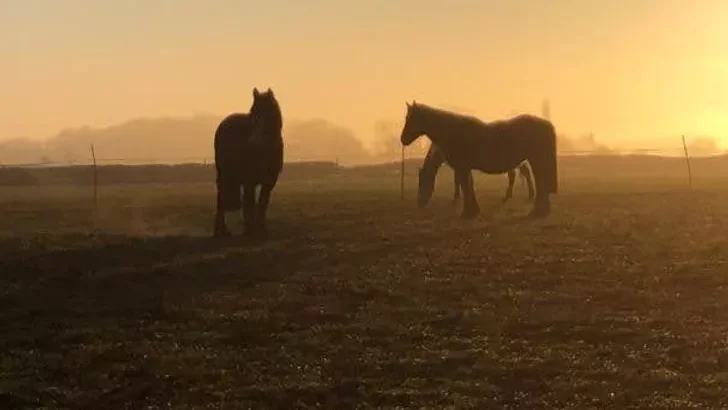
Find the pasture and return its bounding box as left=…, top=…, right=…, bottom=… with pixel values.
left=2, top=158, right=728, bottom=409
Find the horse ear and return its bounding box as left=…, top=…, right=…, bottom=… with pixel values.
left=412, top=99, right=417, bottom=106
left=406, top=102, right=411, bottom=109
left=253, top=88, right=260, bottom=98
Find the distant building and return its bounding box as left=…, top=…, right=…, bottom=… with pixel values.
left=542, top=99, right=551, bottom=121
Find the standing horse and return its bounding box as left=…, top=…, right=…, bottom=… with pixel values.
left=417, top=142, right=535, bottom=208
left=401, top=101, right=557, bottom=219
left=213, top=87, right=284, bottom=240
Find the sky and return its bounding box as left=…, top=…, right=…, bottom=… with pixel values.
left=1, top=0, right=726, bottom=150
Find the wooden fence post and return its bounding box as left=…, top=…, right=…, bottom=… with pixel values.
left=681, top=135, right=693, bottom=189
left=90, top=144, right=98, bottom=215
left=400, top=145, right=405, bottom=200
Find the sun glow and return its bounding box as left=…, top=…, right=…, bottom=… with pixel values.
left=1, top=1, right=727, bottom=159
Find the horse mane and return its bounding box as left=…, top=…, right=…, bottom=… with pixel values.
left=253, top=90, right=283, bottom=131
left=414, top=103, right=487, bottom=128
left=423, top=142, right=438, bottom=163
left=268, top=92, right=283, bottom=130
left=414, top=103, right=541, bottom=129
left=422, top=142, right=446, bottom=172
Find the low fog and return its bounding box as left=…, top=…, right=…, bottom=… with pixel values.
left=0, top=115, right=724, bottom=166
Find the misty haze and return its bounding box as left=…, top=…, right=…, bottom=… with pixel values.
left=1, top=1, right=728, bottom=409
left=1, top=114, right=727, bottom=166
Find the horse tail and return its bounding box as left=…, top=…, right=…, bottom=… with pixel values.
left=213, top=115, right=243, bottom=212
left=213, top=120, right=229, bottom=184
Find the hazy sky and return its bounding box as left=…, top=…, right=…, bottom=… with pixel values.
left=1, top=0, right=726, bottom=149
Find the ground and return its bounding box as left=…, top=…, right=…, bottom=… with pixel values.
left=1, top=168, right=728, bottom=409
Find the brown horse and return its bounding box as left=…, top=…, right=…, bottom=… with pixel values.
left=417, top=141, right=534, bottom=208
left=213, top=88, right=284, bottom=240
left=400, top=101, right=557, bottom=219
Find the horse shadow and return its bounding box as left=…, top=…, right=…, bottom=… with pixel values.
left=0, top=215, right=320, bottom=345
left=0, top=218, right=323, bottom=408
left=422, top=195, right=538, bottom=225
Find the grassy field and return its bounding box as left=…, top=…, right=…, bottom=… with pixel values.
left=2, top=165, right=728, bottom=409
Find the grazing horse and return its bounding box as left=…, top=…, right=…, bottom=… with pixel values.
left=213, top=87, right=284, bottom=240
left=417, top=142, right=534, bottom=208
left=400, top=101, right=557, bottom=219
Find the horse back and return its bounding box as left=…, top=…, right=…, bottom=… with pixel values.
left=490, top=114, right=554, bottom=138
left=215, top=113, right=251, bottom=150
left=214, top=112, right=283, bottom=186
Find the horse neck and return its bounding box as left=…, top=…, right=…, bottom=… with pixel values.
left=417, top=108, right=472, bottom=150
left=422, top=144, right=446, bottom=172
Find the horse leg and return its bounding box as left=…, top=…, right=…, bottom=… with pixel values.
left=526, top=158, right=552, bottom=218
left=503, top=169, right=515, bottom=203
left=524, top=165, right=535, bottom=202
left=528, top=128, right=558, bottom=217
left=453, top=171, right=461, bottom=203
left=254, top=184, right=274, bottom=241
left=213, top=181, right=233, bottom=238
left=457, top=168, right=479, bottom=219
left=531, top=192, right=551, bottom=217
left=242, top=183, right=257, bottom=239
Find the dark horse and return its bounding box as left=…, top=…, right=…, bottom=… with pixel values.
left=213, top=88, right=283, bottom=240
left=417, top=141, right=534, bottom=208
left=401, top=101, right=557, bottom=219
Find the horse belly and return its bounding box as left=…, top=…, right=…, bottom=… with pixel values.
left=475, top=161, right=518, bottom=175
left=472, top=148, right=524, bottom=175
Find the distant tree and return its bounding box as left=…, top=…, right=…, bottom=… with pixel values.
left=284, top=119, right=370, bottom=164
left=372, top=119, right=430, bottom=162
left=688, top=137, right=720, bottom=156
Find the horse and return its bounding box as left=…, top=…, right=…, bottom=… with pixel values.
left=417, top=142, right=535, bottom=208
left=400, top=101, right=557, bottom=219
left=213, top=87, right=284, bottom=240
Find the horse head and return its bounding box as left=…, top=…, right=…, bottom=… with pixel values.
left=400, top=100, right=422, bottom=146
left=417, top=165, right=437, bottom=208
left=249, top=87, right=283, bottom=145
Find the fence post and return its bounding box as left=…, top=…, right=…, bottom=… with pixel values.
left=400, top=145, right=405, bottom=200
left=681, top=135, right=693, bottom=190
left=90, top=144, right=98, bottom=216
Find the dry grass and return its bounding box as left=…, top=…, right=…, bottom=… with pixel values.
left=1, top=171, right=728, bottom=409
